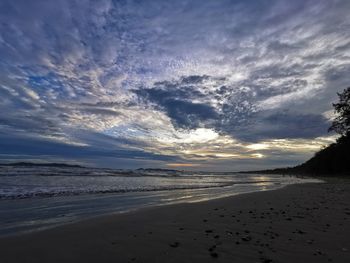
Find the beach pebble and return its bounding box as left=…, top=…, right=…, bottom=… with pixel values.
left=260, top=257, right=273, bottom=263
left=242, top=235, right=252, bottom=241
left=169, top=241, right=180, bottom=248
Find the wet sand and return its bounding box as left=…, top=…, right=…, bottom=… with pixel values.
left=1, top=180, right=350, bottom=263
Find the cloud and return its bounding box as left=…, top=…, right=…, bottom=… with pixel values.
left=0, top=0, right=349, bottom=170
left=134, top=74, right=330, bottom=141
left=228, top=111, right=330, bottom=141
left=0, top=129, right=178, bottom=164
left=134, top=80, right=219, bottom=129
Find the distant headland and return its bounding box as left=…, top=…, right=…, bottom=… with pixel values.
left=0, top=162, right=84, bottom=168
left=245, top=87, right=350, bottom=176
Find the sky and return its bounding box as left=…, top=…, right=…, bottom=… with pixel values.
left=0, top=0, right=350, bottom=171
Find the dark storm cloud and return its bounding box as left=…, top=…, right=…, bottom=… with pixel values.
left=180, top=75, right=210, bottom=84
left=225, top=111, right=330, bottom=142
left=263, top=112, right=329, bottom=138
left=135, top=81, right=218, bottom=129
left=135, top=74, right=331, bottom=141
left=162, top=100, right=218, bottom=129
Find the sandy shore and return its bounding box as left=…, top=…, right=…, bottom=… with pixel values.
left=1, top=180, right=350, bottom=263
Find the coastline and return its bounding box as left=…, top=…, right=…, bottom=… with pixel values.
left=1, top=180, right=349, bottom=263
left=0, top=174, right=316, bottom=237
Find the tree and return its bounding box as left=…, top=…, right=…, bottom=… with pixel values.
left=329, top=87, right=350, bottom=137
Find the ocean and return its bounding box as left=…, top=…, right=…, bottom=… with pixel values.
left=0, top=165, right=322, bottom=236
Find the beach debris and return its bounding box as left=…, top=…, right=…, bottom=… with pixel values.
left=208, top=245, right=216, bottom=252
left=296, top=229, right=306, bottom=234
left=241, top=235, right=252, bottom=242
left=169, top=241, right=180, bottom=248
left=313, top=249, right=323, bottom=256
left=225, top=231, right=233, bottom=236
left=260, top=257, right=273, bottom=263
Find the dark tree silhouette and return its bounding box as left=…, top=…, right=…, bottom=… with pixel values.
left=247, top=87, right=350, bottom=175
left=329, top=87, right=350, bottom=137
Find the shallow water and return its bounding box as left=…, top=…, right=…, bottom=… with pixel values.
left=0, top=166, right=322, bottom=236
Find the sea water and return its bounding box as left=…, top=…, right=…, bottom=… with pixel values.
left=0, top=166, right=322, bottom=236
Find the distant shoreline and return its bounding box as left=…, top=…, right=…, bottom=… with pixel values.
left=0, top=162, right=84, bottom=168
